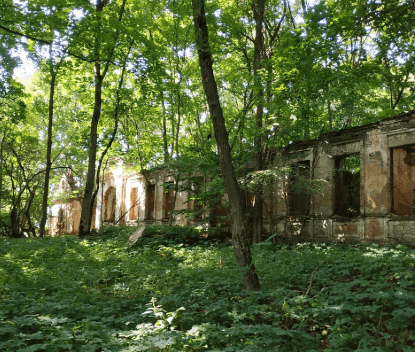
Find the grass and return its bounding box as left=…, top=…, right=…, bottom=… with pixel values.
left=1, top=225, right=415, bottom=351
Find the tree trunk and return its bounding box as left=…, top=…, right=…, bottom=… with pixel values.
left=38, top=65, right=57, bottom=238
left=23, top=186, right=37, bottom=237
left=9, top=206, right=20, bottom=238
left=160, top=89, right=169, bottom=163
left=251, top=0, right=266, bottom=244
left=192, top=0, right=260, bottom=291
left=78, top=0, right=126, bottom=237
left=89, top=40, right=133, bottom=226
left=0, top=134, right=4, bottom=227
left=167, top=61, right=183, bottom=226
left=168, top=172, right=180, bottom=226
left=79, top=63, right=103, bottom=237
left=168, top=72, right=183, bottom=226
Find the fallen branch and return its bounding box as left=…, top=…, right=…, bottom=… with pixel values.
left=113, top=200, right=140, bottom=225
left=305, top=260, right=325, bottom=296
left=127, top=225, right=146, bottom=245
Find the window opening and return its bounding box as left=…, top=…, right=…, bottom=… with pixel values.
left=334, top=154, right=360, bottom=217
left=57, top=208, right=65, bottom=234
left=211, top=196, right=230, bottom=228
left=392, top=146, right=415, bottom=215
left=104, top=187, right=116, bottom=222
left=129, top=187, right=138, bottom=220
left=289, top=160, right=310, bottom=216
left=164, top=182, right=175, bottom=220
left=193, top=200, right=204, bottom=220
left=145, top=184, right=155, bottom=220
left=58, top=208, right=64, bottom=223
left=188, top=177, right=205, bottom=220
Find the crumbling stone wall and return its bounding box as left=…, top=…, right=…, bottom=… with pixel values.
left=93, top=168, right=191, bottom=229
left=49, top=172, right=82, bottom=236
left=49, top=199, right=82, bottom=236
left=51, top=112, right=415, bottom=243
left=392, top=147, right=415, bottom=215
left=270, top=111, right=415, bottom=244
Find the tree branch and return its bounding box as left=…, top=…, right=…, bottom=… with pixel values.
left=0, top=23, right=51, bottom=44
left=305, top=260, right=325, bottom=296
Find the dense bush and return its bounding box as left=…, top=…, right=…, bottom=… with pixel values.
left=135, top=224, right=228, bottom=248
left=140, top=224, right=204, bottom=246
left=1, top=227, right=415, bottom=351
left=87, top=224, right=137, bottom=241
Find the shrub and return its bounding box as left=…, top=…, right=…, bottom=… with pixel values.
left=138, top=224, right=204, bottom=247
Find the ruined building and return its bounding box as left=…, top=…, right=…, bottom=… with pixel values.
left=50, top=111, right=415, bottom=243
left=49, top=172, right=83, bottom=236
left=49, top=161, right=192, bottom=236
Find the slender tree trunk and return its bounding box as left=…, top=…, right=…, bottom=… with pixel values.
left=192, top=0, right=260, bottom=291
left=79, top=1, right=106, bottom=238
left=90, top=40, right=133, bottom=225
left=160, top=89, right=169, bottom=163
left=38, top=66, right=57, bottom=238
left=78, top=0, right=127, bottom=237
left=23, top=186, right=37, bottom=237
left=79, top=64, right=103, bottom=237
left=251, top=0, right=266, bottom=244
left=90, top=113, right=116, bottom=224
left=10, top=206, right=20, bottom=238
left=0, top=134, right=4, bottom=226
left=8, top=144, right=39, bottom=238
left=328, top=99, right=332, bottom=131
left=195, top=109, right=203, bottom=145
left=175, top=85, right=181, bottom=158
left=168, top=84, right=182, bottom=226
left=168, top=173, right=180, bottom=226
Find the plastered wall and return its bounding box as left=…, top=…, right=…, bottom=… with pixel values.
left=272, top=111, right=415, bottom=243
left=50, top=112, right=415, bottom=243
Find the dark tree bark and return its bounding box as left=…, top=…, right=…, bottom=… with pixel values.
left=251, top=0, right=266, bottom=244
left=192, top=0, right=260, bottom=291
left=89, top=40, right=133, bottom=226
left=39, top=45, right=64, bottom=237
left=168, top=67, right=182, bottom=226
left=78, top=62, right=104, bottom=237
left=160, top=89, right=169, bottom=163
left=22, top=185, right=38, bottom=237
left=38, top=70, right=56, bottom=238
left=0, top=134, right=4, bottom=226
left=7, top=145, right=40, bottom=238
left=78, top=0, right=127, bottom=237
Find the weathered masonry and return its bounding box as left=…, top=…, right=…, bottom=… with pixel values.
left=269, top=111, right=415, bottom=243
left=94, top=165, right=190, bottom=228
left=50, top=112, right=415, bottom=243
left=49, top=162, right=191, bottom=236
left=49, top=175, right=83, bottom=236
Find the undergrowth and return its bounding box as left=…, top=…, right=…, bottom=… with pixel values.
left=1, top=225, right=415, bottom=351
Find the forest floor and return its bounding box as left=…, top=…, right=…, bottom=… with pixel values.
left=1, top=225, right=415, bottom=351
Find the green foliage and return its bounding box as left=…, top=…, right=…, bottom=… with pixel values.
left=86, top=224, right=137, bottom=241
left=1, top=229, right=415, bottom=351
left=2, top=0, right=414, bottom=239
left=343, top=154, right=361, bottom=174
left=138, top=224, right=208, bottom=247
left=1, top=0, right=415, bottom=345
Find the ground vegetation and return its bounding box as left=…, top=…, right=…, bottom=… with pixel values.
left=0, top=0, right=414, bottom=289
left=1, top=225, right=415, bottom=351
